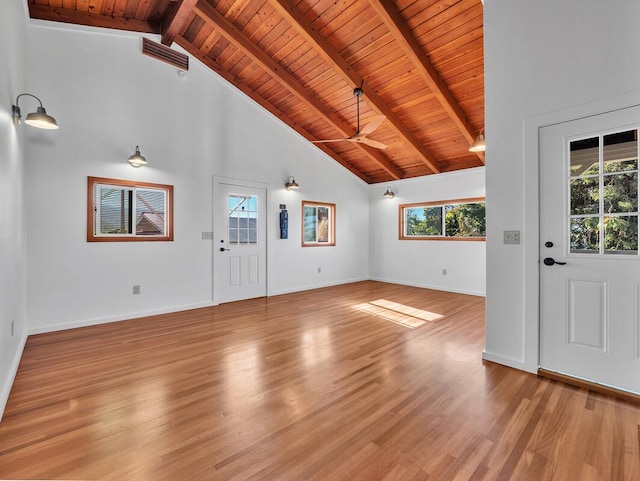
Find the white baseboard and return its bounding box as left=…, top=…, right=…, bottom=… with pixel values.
left=267, top=276, right=369, bottom=297
left=368, top=276, right=486, bottom=297
left=28, top=301, right=216, bottom=335
left=482, top=350, right=530, bottom=372
left=0, top=333, right=28, bottom=423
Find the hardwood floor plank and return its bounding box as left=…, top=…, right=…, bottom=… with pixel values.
left=1, top=281, right=639, bottom=480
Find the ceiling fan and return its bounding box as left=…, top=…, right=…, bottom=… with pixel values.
left=312, top=87, right=387, bottom=150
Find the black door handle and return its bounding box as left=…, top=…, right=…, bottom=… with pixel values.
left=543, top=257, right=566, bottom=266
left=220, top=247, right=230, bottom=252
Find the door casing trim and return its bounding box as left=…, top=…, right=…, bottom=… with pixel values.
left=522, top=90, right=640, bottom=374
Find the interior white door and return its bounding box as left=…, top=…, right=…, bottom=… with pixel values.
left=540, top=106, right=640, bottom=394
left=214, top=180, right=267, bottom=304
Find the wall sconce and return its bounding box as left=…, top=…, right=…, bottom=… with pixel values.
left=383, top=187, right=395, bottom=199
left=12, top=93, right=59, bottom=129
left=469, top=130, right=485, bottom=152
left=128, top=146, right=148, bottom=168
left=285, top=176, right=299, bottom=190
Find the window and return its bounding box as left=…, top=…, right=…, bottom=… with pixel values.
left=399, top=198, right=485, bottom=240
left=228, top=194, right=258, bottom=245
left=302, top=200, right=336, bottom=247
left=569, top=129, right=638, bottom=255
left=87, top=177, right=173, bottom=242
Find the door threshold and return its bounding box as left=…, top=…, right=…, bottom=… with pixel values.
left=538, top=368, right=640, bottom=405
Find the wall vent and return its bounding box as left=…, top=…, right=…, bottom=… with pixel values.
left=142, top=38, right=189, bottom=71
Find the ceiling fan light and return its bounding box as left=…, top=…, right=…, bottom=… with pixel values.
left=469, top=133, right=485, bottom=152
left=128, top=146, right=148, bottom=168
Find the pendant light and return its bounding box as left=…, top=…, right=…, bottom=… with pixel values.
left=469, top=130, right=485, bottom=152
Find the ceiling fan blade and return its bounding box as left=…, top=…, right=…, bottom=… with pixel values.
left=311, top=138, right=348, bottom=143
left=345, top=136, right=388, bottom=149
left=358, top=115, right=386, bottom=136
left=359, top=137, right=388, bottom=150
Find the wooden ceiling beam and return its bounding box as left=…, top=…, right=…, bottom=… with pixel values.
left=28, top=4, right=160, bottom=34
left=175, top=35, right=372, bottom=183
left=161, top=0, right=199, bottom=46
left=193, top=0, right=403, bottom=180
left=269, top=0, right=442, bottom=174
left=370, top=0, right=485, bottom=164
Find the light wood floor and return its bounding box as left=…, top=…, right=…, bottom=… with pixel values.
left=1, top=281, right=639, bottom=480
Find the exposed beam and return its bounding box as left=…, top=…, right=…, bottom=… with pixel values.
left=370, top=0, right=485, bottom=164
left=28, top=4, right=160, bottom=34
left=176, top=36, right=372, bottom=183
left=269, top=0, right=442, bottom=174
left=161, top=0, right=199, bottom=46
left=193, top=0, right=403, bottom=180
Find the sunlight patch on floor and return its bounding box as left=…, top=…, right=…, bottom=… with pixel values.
left=353, top=299, right=444, bottom=328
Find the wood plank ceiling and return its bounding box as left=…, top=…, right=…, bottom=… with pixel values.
left=28, top=0, right=485, bottom=184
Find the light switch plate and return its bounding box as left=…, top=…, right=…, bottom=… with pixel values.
left=503, top=230, right=520, bottom=244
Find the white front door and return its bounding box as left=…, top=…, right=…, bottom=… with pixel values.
left=540, top=106, right=640, bottom=394
left=214, top=179, right=267, bottom=304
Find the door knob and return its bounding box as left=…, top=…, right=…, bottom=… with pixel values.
left=543, top=257, right=566, bottom=266
left=220, top=247, right=230, bottom=252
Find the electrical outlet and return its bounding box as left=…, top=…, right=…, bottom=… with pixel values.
left=133, top=285, right=141, bottom=295
left=503, top=230, right=520, bottom=245
left=442, top=268, right=447, bottom=276
left=317, top=267, right=321, bottom=274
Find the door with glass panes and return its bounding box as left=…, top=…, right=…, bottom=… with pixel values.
left=540, top=106, right=640, bottom=394
left=214, top=180, right=266, bottom=304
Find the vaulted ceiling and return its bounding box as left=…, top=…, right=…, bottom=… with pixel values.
left=27, top=0, right=484, bottom=184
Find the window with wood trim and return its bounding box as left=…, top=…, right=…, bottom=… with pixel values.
left=399, top=198, right=485, bottom=241
left=87, top=177, right=174, bottom=242
left=302, top=200, right=335, bottom=247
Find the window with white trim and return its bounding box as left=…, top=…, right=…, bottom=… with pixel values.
left=569, top=129, right=638, bottom=255
left=228, top=194, right=258, bottom=245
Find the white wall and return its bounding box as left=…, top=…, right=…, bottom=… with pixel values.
left=0, top=0, right=29, bottom=420
left=369, top=168, right=485, bottom=296
left=484, top=0, right=640, bottom=371
left=24, top=22, right=369, bottom=333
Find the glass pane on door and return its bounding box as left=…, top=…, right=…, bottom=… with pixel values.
left=568, top=129, right=639, bottom=256
left=570, top=217, right=600, bottom=253
left=604, top=215, right=638, bottom=254
left=228, top=194, right=258, bottom=246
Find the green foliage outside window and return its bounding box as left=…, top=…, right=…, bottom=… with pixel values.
left=569, top=130, right=638, bottom=255
left=405, top=207, right=442, bottom=236
left=401, top=199, right=485, bottom=240
left=445, top=203, right=486, bottom=237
